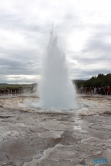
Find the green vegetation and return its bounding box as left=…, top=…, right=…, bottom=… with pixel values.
left=73, top=73, right=111, bottom=88
left=0, top=83, right=37, bottom=89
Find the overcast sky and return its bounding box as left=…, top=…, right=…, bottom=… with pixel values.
left=0, top=0, right=111, bottom=83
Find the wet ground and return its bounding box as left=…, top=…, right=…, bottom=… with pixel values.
left=0, top=95, right=111, bottom=166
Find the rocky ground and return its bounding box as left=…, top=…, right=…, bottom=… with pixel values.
left=0, top=95, right=111, bottom=166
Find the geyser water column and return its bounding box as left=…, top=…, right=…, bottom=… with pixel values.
left=39, top=28, right=77, bottom=110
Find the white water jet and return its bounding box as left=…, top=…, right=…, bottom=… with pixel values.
left=38, top=27, right=77, bottom=110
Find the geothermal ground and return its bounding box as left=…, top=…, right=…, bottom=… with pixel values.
left=0, top=95, right=111, bottom=166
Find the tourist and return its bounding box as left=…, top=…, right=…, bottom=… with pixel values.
left=94, top=87, right=97, bottom=94
left=105, top=86, right=107, bottom=95
left=107, top=86, right=111, bottom=95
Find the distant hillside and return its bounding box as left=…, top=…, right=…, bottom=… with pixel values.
left=0, top=83, right=8, bottom=84
left=0, top=83, right=37, bottom=89
left=73, top=73, right=111, bottom=88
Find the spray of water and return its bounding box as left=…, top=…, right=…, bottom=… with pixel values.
left=38, top=27, right=77, bottom=110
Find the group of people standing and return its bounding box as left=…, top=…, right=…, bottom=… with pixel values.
left=0, top=88, right=23, bottom=95
left=79, top=86, right=111, bottom=95
left=0, top=86, right=37, bottom=95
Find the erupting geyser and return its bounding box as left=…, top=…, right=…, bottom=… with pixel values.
left=39, top=27, right=77, bottom=110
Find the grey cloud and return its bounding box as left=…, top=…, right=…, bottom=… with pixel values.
left=83, top=39, right=111, bottom=54
left=72, top=55, right=111, bottom=65
left=0, top=0, right=111, bottom=82
left=0, top=57, right=41, bottom=76
left=0, top=75, right=37, bottom=84
left=0, top=11, right=50, bottom=36
left=71, top=67, right=111, bottom=80
left=83, top=24, right=111, bottom=54
left=79, top=68, right=111, bottom=76
left=69, top=24, right=111, bottom=79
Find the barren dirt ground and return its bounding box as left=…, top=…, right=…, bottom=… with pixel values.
left=0, top=95, right=111, bottom=166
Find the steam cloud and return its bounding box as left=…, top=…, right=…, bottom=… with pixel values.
left=38, top=27, right=77, bottom=110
